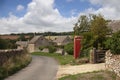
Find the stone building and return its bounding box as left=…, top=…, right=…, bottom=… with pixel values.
left=108, top=20, right=120, bottom=33
left=16, top=41, right=28, bottom=49
left=53, top=36, right=72, bottom=46
left=27, top=36, right=51, bottom=53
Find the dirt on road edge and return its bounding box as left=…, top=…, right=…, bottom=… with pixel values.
left=56, top=63, right=105, bottom=79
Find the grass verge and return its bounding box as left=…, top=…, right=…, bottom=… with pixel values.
left=59, top=70, right=117, bottom=80
left=32, top=52, right=75, bottom=65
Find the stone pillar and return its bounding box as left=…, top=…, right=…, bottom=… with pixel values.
left=90, top=48, right=96, bottom=64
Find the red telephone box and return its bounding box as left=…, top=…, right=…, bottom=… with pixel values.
left=74, top=36, right=81, bottom=59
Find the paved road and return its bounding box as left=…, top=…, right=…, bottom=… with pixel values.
left=5, top=56, right=58, bottom=80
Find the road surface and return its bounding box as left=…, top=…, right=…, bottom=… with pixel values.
left=5, top=56, right=58, bottom=80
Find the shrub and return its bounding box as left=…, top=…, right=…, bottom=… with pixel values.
left=80, top=47, right=92, bottom=58
left=39, top=46, right=45, bottom=51
left=0, top=38, right=17, bottom=49
left=55, top=45, right=64, bottom=49
left=105, top=31, right=120, bottom=54
left=81, top=32, right=93, bottom=57
left=64, top=43, right=73, bottom=55
left=48, top=46, right=57, bottom=53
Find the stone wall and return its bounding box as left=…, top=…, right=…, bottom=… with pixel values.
left=105, top=50, right=120, bottom=77
left=27, top=44, right=35, bottom=53
left=0, top=49, right=31, bottom=79
left=0, top=49, right=27, bottom=66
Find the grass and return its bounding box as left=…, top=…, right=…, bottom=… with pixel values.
left=59, top=70, right=118, bottom=80
left=32, top=52, right=75, bottom=65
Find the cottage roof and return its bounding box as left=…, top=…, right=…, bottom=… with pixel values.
left=108, top=20, right=120, bottom=33
left=29, top=36, right=42, bottom=44
left=53, top=36, right=69, bottom=43
left=16, top=41, right=28, bottom=47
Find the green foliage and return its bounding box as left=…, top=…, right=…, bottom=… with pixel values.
left=90, top=14, right=109, bottom=49
left=74, top=14, right=110, bottom=49
left=10, top=31, right=74, bottom=36
left=39, top=46, right=45, bottom=51
left=81, top=47, right=92, bottom=58
left=0, top=38, right=17, bottom=49
left=18, top=34, right=27, bottom=41
left=48, top=45, right=57, bottom=53
left=90, top=15, right=108, bottom=37
left=55, top=45, right=64, bottom=49
left=82, top=32, right=94, bottom=48
left=64, top=43, right=73, bottom=55
left=80, top=32, right=93, bottom=57
left=73, top=14, right=111, bottom=58
left=0, top=38, right=8, bottom=49
left=39, top=45, right=57, bottom=53
left=74, top=15, right=90, bottom=35
left=105, top=31, right=120, bottom=54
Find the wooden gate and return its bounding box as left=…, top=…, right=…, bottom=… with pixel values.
left=90, top=48, right=106, bottom=64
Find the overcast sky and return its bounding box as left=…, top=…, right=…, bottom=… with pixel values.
left=0, top=0, right=120, bottom=34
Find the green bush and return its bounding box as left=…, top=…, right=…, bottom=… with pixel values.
left=105, top=31, right=120, bottom=54
left=55, top=45, right=64, bottom=49
left=64, top=43, right=73, bottom=55
left=39, top=46, right=45, bottom=51
left=81, top=32, right=93, bottom=57
left=0, top=38, right=17, bottom=49
left=48, top=46, right=57, bottom=53
left=80, top=47, right=92, bottom=58
left=39, top=45, right=57, bottom=53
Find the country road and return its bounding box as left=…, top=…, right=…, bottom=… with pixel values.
left=5, top=56, right=58, bottom=80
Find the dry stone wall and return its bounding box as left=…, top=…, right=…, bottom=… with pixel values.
left=105, top=50, right=120, bottom=77
left=0, top=49, right=26, bottom=66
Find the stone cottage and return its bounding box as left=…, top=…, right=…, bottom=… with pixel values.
left=108, top=20, right=120, bottom=33
left=53, top=36, right=72, bottom=45
left=27, top=36, right=51, bottom=53
left=16, top=41, right=28, bottom=49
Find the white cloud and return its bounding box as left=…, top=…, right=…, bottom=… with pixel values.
left=90, top=0, right=120, bottom=12
left=89, top=0, right=119, bottom=7
left=77, top=0, right=120, bottom=20
left=0, top=0, right=77, bottom=34
left=16, top=5, right=24, bottom=11
left=1, top=0, right=120, bottom=34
